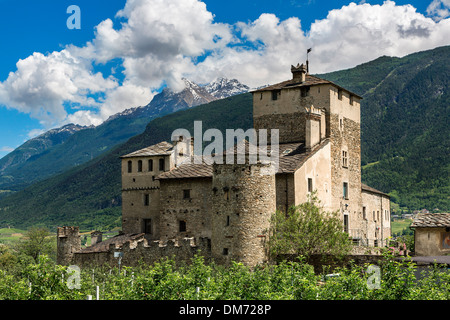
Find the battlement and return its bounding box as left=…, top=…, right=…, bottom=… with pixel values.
left=70, top=235, right=212, bottom=267
left=57, top=226, right=79, bottom=238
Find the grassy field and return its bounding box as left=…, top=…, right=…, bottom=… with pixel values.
left=391, top=218, right=413, bottom=235
left=0, top=227, right=26, bottom=245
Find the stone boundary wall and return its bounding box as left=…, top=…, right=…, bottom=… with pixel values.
left=72, top=236, right=211, bottom=267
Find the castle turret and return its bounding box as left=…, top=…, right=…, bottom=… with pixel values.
left=211, top=154, right=276, bottom=266
left=291, top=63, right=307, bottom=82
left=57, top=226, right=81, bottom=265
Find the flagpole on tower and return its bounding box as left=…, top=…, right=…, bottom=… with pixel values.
left=306, top=48, right=312, bottom=74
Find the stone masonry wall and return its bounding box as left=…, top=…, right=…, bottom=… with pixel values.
left=362, top=190, right=391, bottom=246
left=211, top=161, right=276, bottom=266
left=57, top=227, right=81, bottom=266
left=159, top=178, right=213, bottom=240
left=253, top=112, right=307, bottom=144
left=72, top=236, right=212, bottom=267
left=253, top=85, right=331, bottom=144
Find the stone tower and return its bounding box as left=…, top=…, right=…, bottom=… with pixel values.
left=210, top=154, right=276, bottom=266
left=252, top=62, right=362, bottom=224
left=57, top=226, right=81, bottom=265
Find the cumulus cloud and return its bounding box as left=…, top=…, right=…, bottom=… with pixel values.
left=84, top=0, right=232, bottom=91
left=191, top=0, right=450, bottom=85
left=1, top=0, right=450, bottom=131
left=427, top=0, right=450, bottom=20
left=0, top=49, right=118, bottom=128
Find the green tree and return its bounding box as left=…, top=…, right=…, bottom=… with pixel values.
left=15, top=227, right=55, bottom=262
left=268, top=193, right=352, bottom=260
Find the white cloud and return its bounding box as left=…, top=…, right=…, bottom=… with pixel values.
left=0, top=146, right=14, bottom=153
left=67, top=81, right=154, bottom=126
left=0, top=50, right=118, bottom=128
left=85, top=0, right=233, bottom=91
left=1, top=0, right=450, bottom=131
left=427, top=0, right=450, bottom=20
left=192, top=0, right=450, bottom=85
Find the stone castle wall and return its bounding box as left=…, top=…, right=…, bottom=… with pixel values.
left=72, top=236, right=212, bottom=267
left=211, top=160, right=276, bottom=266
left=57, top=227, right=81, bottom=266
left=362, top=190, right=391, bottom=246
left=253, top=85, right=331, bottom=144
left=159, top=178, right=213, bottom=240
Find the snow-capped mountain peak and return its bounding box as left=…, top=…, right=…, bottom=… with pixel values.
left=204, top=77, right=250, bottom=99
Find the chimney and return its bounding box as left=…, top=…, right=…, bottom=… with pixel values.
left=90, top=230, right=102, bottom=245
left=172, top=135, right=194, bottom=167
left=291, top=63, right=307, bottom=83
left=305, top=106, right=322, bottom=150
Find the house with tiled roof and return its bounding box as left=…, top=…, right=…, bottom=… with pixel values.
left=410, top=213, right=450, bottom=256
left=57, top=62, right=391, bottom=267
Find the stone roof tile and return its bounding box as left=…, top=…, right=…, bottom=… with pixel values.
left=252, top=74, right=362, bottom=99
left=410, top=213, right=450, bottom=228
left=120, top=141, right=173, bottom=158
left=156, top=140, right=329, bottom=180
left=361, top=183, right=390, bottom=197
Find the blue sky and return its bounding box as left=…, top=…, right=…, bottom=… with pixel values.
left=0, top=0, right=449, bottom=159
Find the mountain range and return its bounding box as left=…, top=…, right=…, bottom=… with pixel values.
left=0, top=45, right=448, bottom=230
left=0, top=77, right=250, bottom=193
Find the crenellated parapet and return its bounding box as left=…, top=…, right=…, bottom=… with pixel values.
left=69, top=233, right=212, bottom=267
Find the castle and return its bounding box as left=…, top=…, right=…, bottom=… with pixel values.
left=57, top=63, right=391, bottom=267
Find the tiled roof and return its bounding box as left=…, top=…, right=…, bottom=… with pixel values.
left=410, top=213, right=450, bottom=228
left=120, top=141, right=173, bottom=158
left=156, top=140, right=329, bottom=180
left=157, top=163, right=213, bottom=180
left=361, top=183, right=390, bottom=197
left=77, top=233, right=145, bottom=253
left=252, top=74, right=362, bottom=99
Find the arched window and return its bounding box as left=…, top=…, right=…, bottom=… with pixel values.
left=138, top=160, right=143, bottom=172
left=127, top=160, right=132, bottom=173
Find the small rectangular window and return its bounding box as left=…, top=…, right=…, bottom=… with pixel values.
left=179, top=220, right=186, bottom=232
left=148, top=159, right=153, bottom=172
left=350, top=95, right=354, bottom=105
left=138, top=160, right=143, bottom=172
left=271, top=90, right=280, bottom=100
left=183, top=189, right=191, bottom=199
left=127, top=160, right=132, bottom=173
left=143, top=219, right=152, bottom=234
left=226, top=215, right=230, bottom=226
left=338, top=89, right=343, bottom=100
left=308, top=178, right=313, bottom=193
left=363, top=207, right=367, bottom=220
left=342, top=150, right=348, bottom=167
left=343, top=182, right=348, bottom=199
left=223, top=248, right=229, bottom=255
left=301, top=87, right=310, bottom=97
left=159, top=158, right=165, bottom=171
left=144, top=194, right=149, bottom=206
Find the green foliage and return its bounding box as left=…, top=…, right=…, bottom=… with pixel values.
left=269, top=193, right=352, bottom=260
left=0, top=252, right=449, bottom=300
left=15, top=227, right=55, bottom=262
